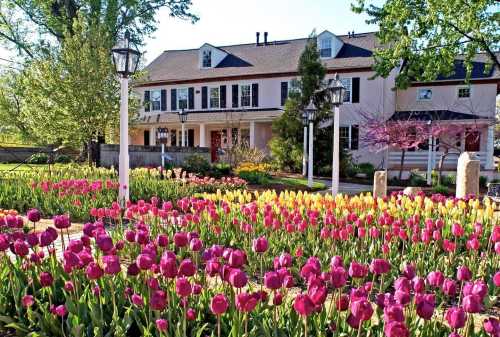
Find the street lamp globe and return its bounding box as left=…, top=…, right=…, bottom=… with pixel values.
left=305, top=99, right=317, bottom=122
left=112, top=31, right=140, bottom=77
left=328, top=74, right=346, bottom=106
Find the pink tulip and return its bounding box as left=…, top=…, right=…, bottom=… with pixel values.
left=483, top=317, right=500, bottom=337
left=383, top=304, right=404, bottom=323
left=173, top=232, right=188, bottom=248
left=102, top=255, right=121, bottom=275
left=229, top=269, right=248, bottom=288
left=427, top=271, right=444, bottom=288
left=415, top=294, right=435, bottom=320
left=155, top=318, right=168, bottom=331
left=150, top=290, right=167, bottom=311
left=264, top=271, right=281, bottom=290
left=39, top=272, right=53, bottom=287
left=210, top=294, right=229, bottom=315
left=307, top=279, right=327, bottom=306
left=370, top=258, right=391, bottom=275
left=293, top=294, right=314, bottom=316
left=178, top=259, right=196, bottom=277
left=493, top=271, right=500, bottom=287
left=27, top=208, right=41, bottom=223
left=86, top=262, right=103, bottom=280
left=442, top=279, right=457, bottom=297
left=235, top=292, right=258, bottom=312
left=451, top=223, right=464, bottom=237
left=351, top=299, right=373, bottom=321
left=384, top=321, right=409, bottom=337
left=457, top=266, right=472, bottom=281
left=131, top=293, right=144, bottom=307
left=13, top=239, right=29, bottom=257
left=252, top=236, right=268, bottom=253
left=160, top=256, right=177, bottom=278
left=446, top=306, right=466, bottom=329
left=462, top=294, right=483, bottom=313
left=349, top=261, right=368, bottom=279
left=54, top=304, right=67, bottom=317
left=175, top=277, right=192, bottom=297
left=22, top=295, right=35, bottom=308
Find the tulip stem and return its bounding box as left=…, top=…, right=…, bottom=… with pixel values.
left=303, top=317, right=307, bottom=337
left=217, top=314, right=221, bottom=337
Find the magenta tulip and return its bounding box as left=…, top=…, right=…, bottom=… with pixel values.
left=293, top=294, right=314, bottom=316
left=210, top=294, right=229, bottom=315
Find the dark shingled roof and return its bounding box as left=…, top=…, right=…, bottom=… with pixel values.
left=389, top=110, right=490, bottom=122
left=140, top=32, right=499, bottom=84
left=142, top=32, right=378, bottom=83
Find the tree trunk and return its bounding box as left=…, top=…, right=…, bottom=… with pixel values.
left=398, top=150, right=406, bottom=181
left=437, top=151, right=447, bottom=186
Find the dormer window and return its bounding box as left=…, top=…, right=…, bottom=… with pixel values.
left=320, top=38, right=332, bottom=58
left=202, top=50, right=212, bottom=68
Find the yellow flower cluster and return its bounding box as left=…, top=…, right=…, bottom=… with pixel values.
left=233, top=162, right=271, bottom=175
left=202, top=189, right=496, bottom=225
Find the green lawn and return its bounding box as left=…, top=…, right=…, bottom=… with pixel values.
left=269, top=176, right=327, bottom=191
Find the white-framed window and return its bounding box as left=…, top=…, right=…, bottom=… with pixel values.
left=177, top=88, right=188, bottom=110
left=319, top=38, right=332, bottom=58
left=209, top=87, right=220, bottom=108
left=457, top=86, right=471, bottom=99
left=339, top=125, right=359, bottom=150
left=340, top=78, right=352, bottom=103
left=417, top=88, right=432, bottom=101
left=240, top=84, right=251, bottom=107
left=289, top=78, right=300, bottom=94
left=150, top=89, right=161, bottom=111
left=202, top=50, right=212, bottom=68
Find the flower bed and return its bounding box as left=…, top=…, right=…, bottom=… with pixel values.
left=0, top=165, right=245, bottom=220
left=0, top=190, right=499, bottom=337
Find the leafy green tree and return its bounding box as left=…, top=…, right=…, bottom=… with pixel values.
left=270, top=33, right=343, bottom=173
left=352, top=0, right=500, bottom=88
left=0, top=0, right=198, bottom=58
left=19, top=18, right=138, bottom=160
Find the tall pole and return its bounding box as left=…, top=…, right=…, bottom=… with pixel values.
left=118, top=76, right=129, bottom=205
left=302, top=125, right=308, bottom=176
left=426, top=136, right=433, bottom=185
left=181, top=122, right=186, bottom=147
left=308, top=120, right=314, bottom=188
left=331, top=106, right=340, bottom=195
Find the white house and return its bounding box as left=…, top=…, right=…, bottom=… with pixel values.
left=132, top=30, right=499, bottom=172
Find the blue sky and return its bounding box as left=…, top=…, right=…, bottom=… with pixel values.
left=0, top=0, right=382, bottom=66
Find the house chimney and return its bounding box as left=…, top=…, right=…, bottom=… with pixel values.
left=264, top=32, right=268, bottom=45
left=256, top=32, right=260, bottom=46
left=351, top=30, right=355, bottom=38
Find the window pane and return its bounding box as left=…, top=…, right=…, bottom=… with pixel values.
left=351, top=125, right=359, bottom=150
left=458, top=88, right=470, bottom=98
left=340, top=79, right=351, bottom=103
left=170, top=129, right=177, bottom=146
left=178, top=88, right=188, bottom=109
left=151, top=90, right=161, bottom=111
left=241, top=85, right=251, bottom=107
left=340, top=126, right=349, bottom=149
left=418, top=89, right=432, bottom=100
left=320, top=38, right=332, bottom=57
left=240, top=129, right=250, bottom=147
left=210, top=87, right=220, bottom=108
left=203, top=50, right=211, bottom=67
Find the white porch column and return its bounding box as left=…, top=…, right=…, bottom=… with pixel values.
left=199, top=123, right=206, bottom=147
left=485, top=125, right=495, bottom=170
left=331, top=106, right=340, bottom=195
left=181, top=123, right=186, bottom=147
left=302, top=126, right=308, bottom=176
left=426, top=136, right=433, bottom=185
left=150, top=127, right=156, bottom=146
left=249, top=121, right=255, bottom=148
left=307, top=120, right=314, bottom=188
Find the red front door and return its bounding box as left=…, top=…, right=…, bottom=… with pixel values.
left=465, top=131, right=480, bottom=152
left=211, top=131, right=221, bottom=162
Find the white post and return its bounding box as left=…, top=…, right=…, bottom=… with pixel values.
left=250, top=121, right=255, bottom=148
left=485, top=125, right=495, bottom=170
left=308, top=120, right=314, bottom=188
left=118, top=77, right=129, bottom=205
left=331, top=106, right=340, bottom=195
left=181, top=123, right=186, bottom=147
left=426, top=136, right=433, bottom=185
left=199, top=123, right=206, bottom=147
left=150, top=127, right=156, bottom=146
left=302, top=126, right=308, bottom=176
left=161, top=143, right=165, bottom=168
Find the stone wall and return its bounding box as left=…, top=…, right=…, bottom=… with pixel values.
left=99, top=144, right=210, bottom=168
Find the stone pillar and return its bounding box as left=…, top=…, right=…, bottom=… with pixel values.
left=456, top=152, right=480, bottom=198
left=485, top=125, right=494, bottom=170
left=249, top=121, right=255, bottom=148
left=373, top=171, right=387, bottom=198
left=199, top=124, right=206, bottom=147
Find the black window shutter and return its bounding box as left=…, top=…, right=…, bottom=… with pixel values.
left=188, top=87, right=194, bottom=109
left=232, top=85, right=238, bottom=108
left=201, top=87, right=208, bottom=109
left=251, top=83, right=259, bottom=107
left=160, top=89, right=167, bottom=111
left=280, top=82, right=288, bottom=106
left=144, top=90, right=150, bottom=112
left=351, top=125, right=359, bottom=150
left=220, top=85, right=226, bottom=108
left=188, top=129, right=195, bottom=147
left=171, top=89, right=177, bottom=111
left=352, top=77, right=360, bottom=103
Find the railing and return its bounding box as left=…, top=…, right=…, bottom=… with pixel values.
left=388, top=151, right=487, bottom=169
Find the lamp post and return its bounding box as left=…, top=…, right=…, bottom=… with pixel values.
left=112, top=30, right=141, bottom=206
left=304, top=100, right=317, bottom=188
left=301, top=111, right=308, bottom=177
left=178, top=108, right=188, bottom=147
left=326, top=74, right=346, bottom=196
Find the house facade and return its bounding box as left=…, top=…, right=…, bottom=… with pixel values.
left=132, top=30, right=499, bottom=172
